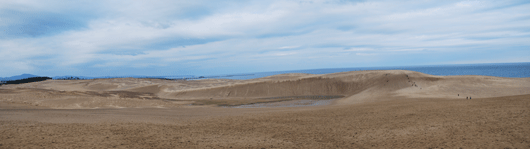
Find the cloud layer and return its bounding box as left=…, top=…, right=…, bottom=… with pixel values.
left=1, top=0, right=529, bottom=77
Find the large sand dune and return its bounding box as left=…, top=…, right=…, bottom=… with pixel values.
left=1, top=70, right=528, bottom=108
left=1, top=70, right=529, bottom=148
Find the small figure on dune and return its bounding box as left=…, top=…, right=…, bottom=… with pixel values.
left=466, top=97, right=468, bottom=99
left=470, top=97, right=472, bottom=99
left=458, top=94, right=459, bottom=96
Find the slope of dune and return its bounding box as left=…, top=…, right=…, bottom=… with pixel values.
left=168, top=70, right=530, bottom=105
left=1, top=70, right=529, bottom=109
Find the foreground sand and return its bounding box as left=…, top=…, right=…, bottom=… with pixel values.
left=1, top=70, right=529, bottom=148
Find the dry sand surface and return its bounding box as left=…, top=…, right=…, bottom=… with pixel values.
left=1, top=70, right=529, bottom=148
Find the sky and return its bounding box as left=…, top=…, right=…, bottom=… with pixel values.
left=0, top=0, right=529, bottom=77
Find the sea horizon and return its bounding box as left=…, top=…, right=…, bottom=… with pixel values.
left=2, top=62, right=529, bottom=82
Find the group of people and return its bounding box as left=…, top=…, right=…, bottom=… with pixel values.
left=458, top=94, right=471, bottom=99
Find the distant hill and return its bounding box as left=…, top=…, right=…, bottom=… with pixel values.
left=0, top=74, right=40, bottom=81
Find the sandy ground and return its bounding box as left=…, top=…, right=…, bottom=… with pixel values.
left=1, top=70, right=529, bottom=148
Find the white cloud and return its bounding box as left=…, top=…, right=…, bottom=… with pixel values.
left=0, top=0, right=529, bottom=76
left=279, top=46, right=300, bottom=49
left=274, top=52, right=297, bottom=56
left=344, top=48, right=374, bottom=51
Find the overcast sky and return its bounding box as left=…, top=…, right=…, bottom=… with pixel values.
left=1, top=0, right=529, bottom=77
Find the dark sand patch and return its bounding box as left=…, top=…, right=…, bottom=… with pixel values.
left=127, top=85, right=162, bottom=94
left=192, top=95, right=344, bottom=107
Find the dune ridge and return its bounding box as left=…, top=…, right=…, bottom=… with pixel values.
left=0, top=70, right=529, bottom=109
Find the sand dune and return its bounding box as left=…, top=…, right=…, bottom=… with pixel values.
left=1, top=70, right=529, bottom=108
left=1, top=70, right=529, bottom=148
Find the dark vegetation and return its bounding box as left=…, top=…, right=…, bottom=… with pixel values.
left=54, top=76, right=191, bottom=81
left=55, top=76, right=83, bottom=80
left=0, top=77, right=52, bottom=85
left=54, top=76, right=195, bottom=81
left=0, top=76, right=196, bottom=86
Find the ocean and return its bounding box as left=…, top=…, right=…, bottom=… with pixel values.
left=206, top=62, right=530, bottom=80
left=3, top=62, right=529, bottom=81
